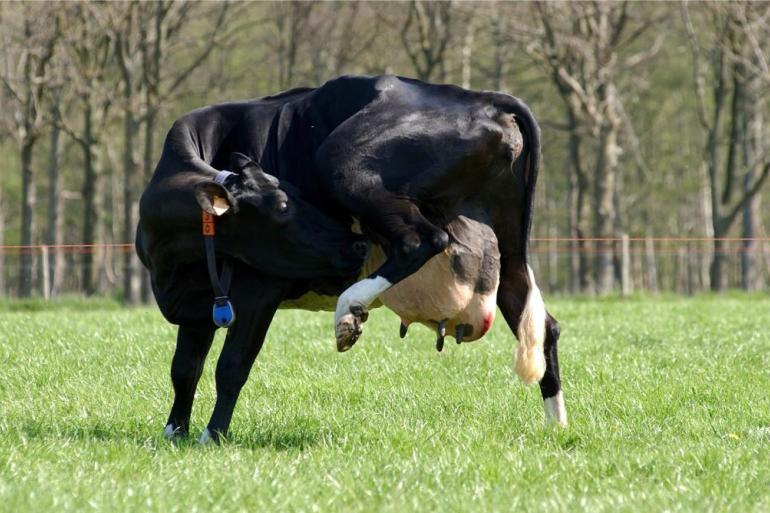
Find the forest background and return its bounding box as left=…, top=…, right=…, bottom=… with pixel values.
left=1, top=0, right=769, bottom=302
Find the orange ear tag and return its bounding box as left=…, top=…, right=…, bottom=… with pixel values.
left=202, top=211, right=215, bottom=236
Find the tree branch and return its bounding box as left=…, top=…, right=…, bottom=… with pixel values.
left=165, top=2, right=229, bottom=96
left=723, top=161, right=770, bottom=228
left=682, top=2, right=712, bottom=131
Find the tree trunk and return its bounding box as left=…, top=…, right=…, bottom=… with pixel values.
left=140, top=106, right=157, bottom=303
left=18, top=138, right=36, bottom=297
left=741, top=82, right=763, bottom=291
left=699, top=169, right=713, bottom=291
left=593, top=121, right=619, bottom=295
left=94, top=148, right=108, bottom=294
left=0, top=183, right=5, bottom=295
left=710, top=226, right=728, bottom=292
left=491, top=16, right=507, bottom=92
left=46, top=110, right=64, bottom=297
left=81, top=102, right=97, bottom=296
left=567, top=159, right=580, bottom=294
left=122, top=108, right=141, bottom=303
left=741, top=177, right=760, bottom=291
left=460, top=19, right=474, bottom=89
left=565, top=108, right=593, bottom=294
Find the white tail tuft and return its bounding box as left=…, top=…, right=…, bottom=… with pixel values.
left=513, top=265, right=546, bottom=384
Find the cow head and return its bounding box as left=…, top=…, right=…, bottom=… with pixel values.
left=194, top=152, right=367, bottom=279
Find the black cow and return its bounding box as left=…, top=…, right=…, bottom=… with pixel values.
left=136, top=75, right=565, bottom=444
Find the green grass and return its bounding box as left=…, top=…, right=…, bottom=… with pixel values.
left=1, top=296, right=769, bottom=512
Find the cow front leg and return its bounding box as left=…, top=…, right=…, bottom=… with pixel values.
left=199, top=326, right=267, bottom=444
left=199, top=272, right=288, bottom=444
left=498, top=261, right=566, bottom=426
left=334, top=200, right=449, bottom=351
left=164, top=323, right=216, bottom=439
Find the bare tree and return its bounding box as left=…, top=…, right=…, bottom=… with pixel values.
left=268, top=1, right=315, bottom=89
left=683, top=2, right=770, bottom=291
left=55, top=4, right=114, bottom=296
left=306, top=3, right=380, bottom=83
left=519, top=1, right=664, bottom=294
left=108, top=1, right=143, bottom=303
left=0, top=170, right=5, bottom=296
left=399, top=0, right=454, bottom=82
left=45, top=81, right=66, bottom=297
left=137, top=1, right=231, bottom=300
left=0, top=4, right=62, bottom=297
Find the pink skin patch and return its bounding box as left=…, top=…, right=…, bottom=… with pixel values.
left=482, top=312, right=494, bottom=335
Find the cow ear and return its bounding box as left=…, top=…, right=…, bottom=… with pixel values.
left=229, top=152, right=279, bottom=191
left=194, top=181, right=238, bottom=216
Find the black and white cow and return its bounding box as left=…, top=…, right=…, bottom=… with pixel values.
left=136, top=75, right=565, bottom=444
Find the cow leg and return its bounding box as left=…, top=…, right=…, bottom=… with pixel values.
left=334, top=197, right=449, bottom=351
left=540, top=312, right=566, bottom=426
left=164, top=323, right=216, bottom=439
left=497, top=261, right=566, bottom=426
left=199, top=273, right=288, bottom=444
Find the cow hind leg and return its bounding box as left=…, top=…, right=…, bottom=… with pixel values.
left=499, top=263, right=566, bottom=426
left=540, top=313, right=566, bottom=426
left=334, top=197, right=448, bottom=351
left=164, top=323, right=216, bottom=439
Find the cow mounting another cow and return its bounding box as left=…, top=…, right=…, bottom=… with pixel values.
left=136, top=75, right=566, bottom=444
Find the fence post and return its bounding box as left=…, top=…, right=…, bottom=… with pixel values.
left=645, top=235, right=659, bottom=293
left=621, top=234, right=631, bottom=297
left=41, top=245, right=50, bottom=300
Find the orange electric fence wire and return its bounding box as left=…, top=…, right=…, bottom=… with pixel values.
left=1, top=238, right=769, bottom=255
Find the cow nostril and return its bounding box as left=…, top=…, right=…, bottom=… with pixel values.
left=352, top=241, right=368, bottom=259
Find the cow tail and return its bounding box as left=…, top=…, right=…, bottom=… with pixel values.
left=515, top=264, right=547, bottom=384
left=501, top=97, right=546, bottom=384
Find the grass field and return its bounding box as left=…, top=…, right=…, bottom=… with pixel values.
left=1, top=295, right=769, bottom=512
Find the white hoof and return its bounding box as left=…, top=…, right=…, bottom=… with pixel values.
left=198, top=428, right=214, bottom=445
left=544, top=391, right=568, bottom=427
left=335, top=311, right=363, bottom=352
left=163, top=423, right=179, bottom=439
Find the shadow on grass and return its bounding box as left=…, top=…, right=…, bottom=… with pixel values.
left=17, top=421, right=158, bottom=445
left=15, top=418, right=331, bottom=451
left=228, top=427, right=324, bottom=450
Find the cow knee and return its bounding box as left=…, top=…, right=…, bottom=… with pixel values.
left=429, top=229, right=449, bottom=253
left=397, top=229, right=448, bottom=259
left=170, top=356, right=199, bottom=389
left=395, top=233, right=422, bottom=260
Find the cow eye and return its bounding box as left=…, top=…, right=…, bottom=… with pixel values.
left=277, top=201, right=289, bottom=214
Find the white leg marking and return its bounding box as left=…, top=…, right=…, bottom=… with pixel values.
left=514, top=265, right=547, bottom=384
left=544, top=391, right=568, bottom=427
left=198, top=428, right=213, bottom=445
left=334, top=276, right=392, bottom=351
left=334, top=276, right=392, bottom=324
left=163, top=423, right=176, bottom=439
